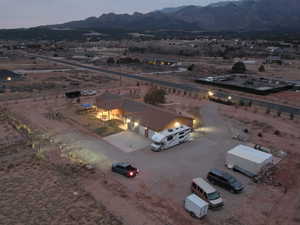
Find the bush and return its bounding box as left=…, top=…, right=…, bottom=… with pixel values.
left=248, top=100, right=252, bottom=107
left=232, top=61, right=246, bottom=73
left=187, top=64, right=195, bottom=71
left=274, top=130, right=281, bottom=136
left=239, top=99, right=245, bottom=106
left=258, top=64, right=265, bottom=72
left=277, top=111, right=281, bottom=117
left=144, top=88, right=166, bottom=105
left=106, top=57, right=115, bottom=64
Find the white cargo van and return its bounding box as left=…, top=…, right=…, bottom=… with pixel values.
left=191, top=177, right=224, bottom=209
left=150, top=125, right=191, bottom=152
left=184, top=194, right=208, bottom=219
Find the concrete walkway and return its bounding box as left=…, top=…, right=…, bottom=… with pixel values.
left=103, top=131, right=151, bottom=153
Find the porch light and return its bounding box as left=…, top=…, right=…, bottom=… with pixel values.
left=208, top=91, right=214, bottom=97
left=228, top=96, right=232, bottom=100
left=126, top=119, right=131, bottom=123
left=6, top=76, right=12, bottom=81
left=174, top=122, right=180, bottom=127
left=134, top=122, right=139, bottom=127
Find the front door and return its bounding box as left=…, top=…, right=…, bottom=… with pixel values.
left=145, top=128, right=149, bottom=137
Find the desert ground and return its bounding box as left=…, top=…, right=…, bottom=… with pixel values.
left=0, top=51, right=299, bottom=225
left=1, top=82, right=300, bottom=225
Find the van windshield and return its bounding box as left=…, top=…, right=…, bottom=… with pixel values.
left=207, top=192, right=220, bottom=201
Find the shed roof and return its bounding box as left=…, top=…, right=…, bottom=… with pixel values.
left=228, top=145, right=272, bottom=163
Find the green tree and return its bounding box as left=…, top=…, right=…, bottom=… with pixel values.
left=258, top=64, right=265, bottom=72
left=232, top=61, right=246, bottom=73
left=106, top=57, right=115, bottom=64
left=144, top=88, right=166, bottom=105
left=187, top=64, right=195, bottom=71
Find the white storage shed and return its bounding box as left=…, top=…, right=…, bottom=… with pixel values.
left=226, top=144, right=273, bottom=175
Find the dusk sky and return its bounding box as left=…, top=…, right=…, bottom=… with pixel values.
left=0, top=0, right=229, bottom=29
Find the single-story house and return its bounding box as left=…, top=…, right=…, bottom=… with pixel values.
left=95, top=92, right=194, bottom=138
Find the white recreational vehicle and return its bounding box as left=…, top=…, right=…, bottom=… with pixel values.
left=150, top=125, right=191, bottom=152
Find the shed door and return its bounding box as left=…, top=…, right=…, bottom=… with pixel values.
left=138, top=126, right=145, bottom=136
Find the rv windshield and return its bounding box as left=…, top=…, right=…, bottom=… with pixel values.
left=154, top=142, right=162, bottom=146
left=207, top=192, right=220, bottom=201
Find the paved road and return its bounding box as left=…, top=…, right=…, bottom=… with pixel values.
left=34, top=54, right=300, bottom=115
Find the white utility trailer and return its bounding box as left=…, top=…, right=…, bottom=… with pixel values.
left=226, top=144, right=273, bottom=175
left=184, top=194, right=208, bottom=219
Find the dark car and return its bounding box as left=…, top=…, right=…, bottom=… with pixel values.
left=65, top=91, right=81, bottom=99
left=207, top=169, right=243, bottom=193
left=112, top=162, right=139, bottom=178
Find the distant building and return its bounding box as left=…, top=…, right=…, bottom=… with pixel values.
left=143, top=58, right=176, bottom=66
left=266, top=46, right=283, bottom=55
left=266, top=56, right=282, bottom=64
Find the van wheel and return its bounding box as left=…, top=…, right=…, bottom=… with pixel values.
left=190, top=212, right=196, bottom=218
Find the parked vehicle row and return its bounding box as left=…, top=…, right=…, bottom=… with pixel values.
left=111, top=162, right=244, bottom=219
left=81, top=89, right=97, bottom=96
left=186, top=169, right=244, bottom=219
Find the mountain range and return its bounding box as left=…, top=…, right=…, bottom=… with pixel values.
left=47, top=0, right=300, bottom=32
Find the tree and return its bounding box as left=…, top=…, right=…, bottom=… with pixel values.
left=232, top=61, right=246, bottom=73
left=144, top=88, right=166, bottom=105
left=258, top=64, right=265, bottom=72
left=187, top=64, right=195, bottom=71
left=106, top=57, right=115, bottom=64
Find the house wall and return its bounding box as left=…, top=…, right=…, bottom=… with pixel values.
left=97, top=108, right=123, bottom=121
left=128, top=122, right=156, bottom=139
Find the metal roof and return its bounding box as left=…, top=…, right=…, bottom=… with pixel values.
left=228, top=145, right=273, bottom=164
